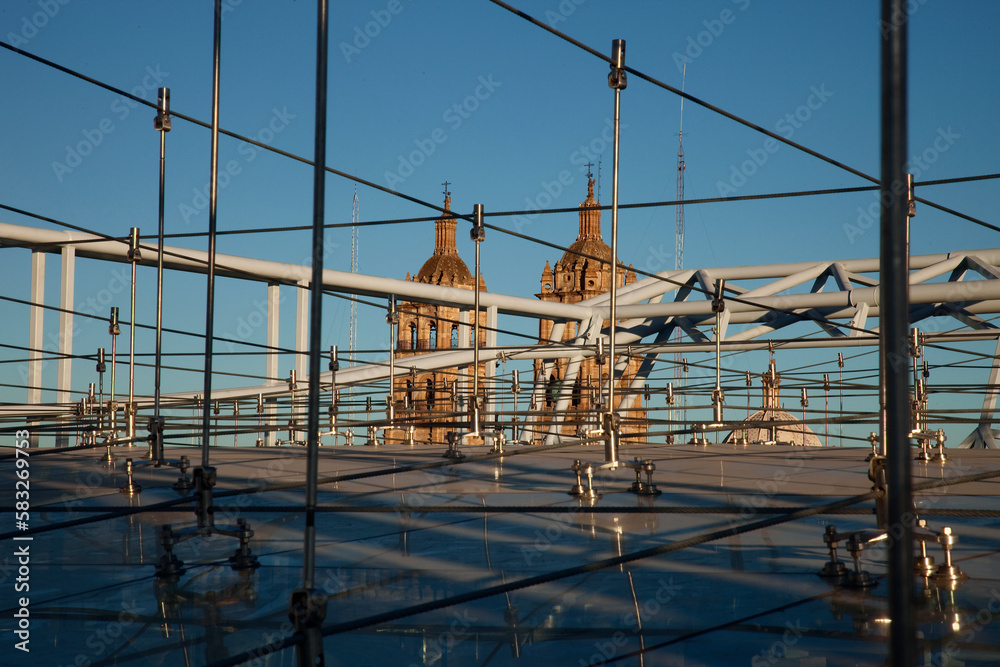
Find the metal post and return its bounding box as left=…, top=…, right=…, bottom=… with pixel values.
left=880, top=0, right=915, bottom=663
left=303, top=0, right=329, bottom=596
left=109, top=307, right=120, bottom=439
left=294, top=1, right=330, bottom=664
left=153, top=87, right=171, bottom=463
left=127, top=227, right=141, bottom=444
left=604, top=39, right=626, bottom=466
left=201, top=0, right=223, bottom=469
left=711, top=279, right=725, bottom=428
left=471, top=204, right=485, bottom=435
left=606, top=39, right=626, bottom=419
left=96, top=349, right=106, bottom=434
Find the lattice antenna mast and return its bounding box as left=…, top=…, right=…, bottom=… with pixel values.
left=673, top=65, right=687, bottom=382
left=676, top=63, right=686, bottom=274
left=350, top=186, right=359, bottom=366
left=597, top=159, right=602, bottom=203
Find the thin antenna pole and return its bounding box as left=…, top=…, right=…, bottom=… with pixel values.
left=597, top=159, right=602, bottom=203
left=679, top=63, right=686, bottom=139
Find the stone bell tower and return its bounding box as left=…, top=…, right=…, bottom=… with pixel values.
left=393, top=186, right=487, bottom=444
left=535, top=172, right=643, bottom=441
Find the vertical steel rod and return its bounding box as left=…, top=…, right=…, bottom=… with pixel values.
left=303, top=0, right=329, bottom=593
left=110, top=307, right=118, bottom=437
left=607, top=39, right=625, bottom=420
left=200, top=0, right=223, bottom=469
left=880, top=0, right=915, bottom=663
left=472, top=204, right=484, bottom=434
left=155, top=130, right=165, bottom=420
left=387, top=297, right=396, bottom=429
left=291, top=4, right=331, bottom=666
left=128, top=227, right=139, bottom=443
left=474, top=241, right=481, bottom=402
left=154, top=88, right=170, bottom=453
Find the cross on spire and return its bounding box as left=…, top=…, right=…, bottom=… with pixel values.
left=441, top=180, right=451, bottom=210
left=584, top=162, right=594, bottom=180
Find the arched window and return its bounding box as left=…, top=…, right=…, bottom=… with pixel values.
left=426, top=379, right=436, bottom=410
left=405, top=380, right=413, bottom=409
left=451, top=325, right=459, bottom=348
left=408, top=323, right=417, bottom=350
left=429, top=322, right=437, bottom=349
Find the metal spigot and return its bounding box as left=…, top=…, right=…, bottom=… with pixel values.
left=119, top=458, right=141, bottom=495
left=228, top=518, right=261, bottom=571
left=931, top=428, right=948, bottom=463
left=914, top=519, right=936, bottom=576
left=172, top=454, right=193, bottom=493
left=155, top=525, right=185, bottom=581
left=819, top=525, right=848, bottom=579
left=845, top=532, right=876, bottom=588
left=933, top=526, right=965, bottom=582
left=569, top=459, right=600, bottom=501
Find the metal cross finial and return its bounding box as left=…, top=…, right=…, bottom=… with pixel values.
left=584, top=162, right=594, bottom=179
left=442, top=181, right=451, bottom=198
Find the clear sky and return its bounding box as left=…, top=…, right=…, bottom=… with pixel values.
left=2, top=1, right=999, bottom=445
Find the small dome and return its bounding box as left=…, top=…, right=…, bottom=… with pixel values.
left=725, top=409, right=823, bottom=446
left=415, top=253, right=474, bottom=285
left=559, top=237, right=612, bottom=268
left=412, top=192, right=484, bottom=290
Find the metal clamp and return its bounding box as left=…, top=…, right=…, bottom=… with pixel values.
left=608, top=39, right=627, bottom=90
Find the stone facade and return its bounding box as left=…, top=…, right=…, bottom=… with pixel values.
left=393, top=195, right=486, bottom=444
left=534, top=177, right=646, bottom=441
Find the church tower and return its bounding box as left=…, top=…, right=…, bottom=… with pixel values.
left=535, top=173, right=644, bottom=440
left=394, top=188, right=487, bottom=444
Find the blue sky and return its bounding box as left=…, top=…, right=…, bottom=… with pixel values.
left=2, top=1, right=998, bottom=444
